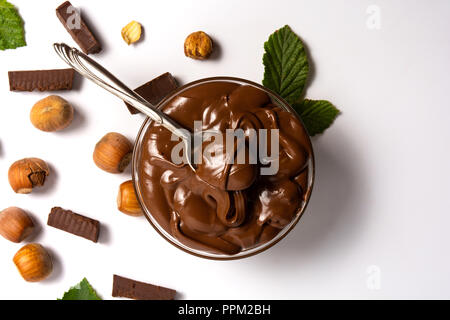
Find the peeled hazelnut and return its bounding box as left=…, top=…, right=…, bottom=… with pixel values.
left=30, top=95, right=74, bottom=132
left=8, top=158, right=50, bottom=194
left=0, top=207, right=34, bottom=243
left=117, top=180, right=143, bottom=216
left=121, top=20, right=142, bottom=45
left=93, top=132, right=133, bottom=173
left=13, top=243, right=53, bottom=282
left=184, top=31, right=213, bottom=60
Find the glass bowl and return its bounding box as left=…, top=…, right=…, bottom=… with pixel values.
left=132, top=77, right=315, bottom=260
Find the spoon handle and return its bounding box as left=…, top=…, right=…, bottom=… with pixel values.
left=53, top=43, right=189, bottom=141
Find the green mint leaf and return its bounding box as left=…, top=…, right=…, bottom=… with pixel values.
left=0, top=0, right=26, bottom=50
left=59, top=278, right=102, bottom=300
left=292, top=99, right=340, bottom=136
left=263, top=25, right=309, bottom=104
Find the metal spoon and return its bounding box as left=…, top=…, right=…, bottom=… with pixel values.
left=53, top=43, right=195, bottom=170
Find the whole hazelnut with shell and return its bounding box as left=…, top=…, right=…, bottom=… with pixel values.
left=0, top=207, right=34, bottom=243
left=93, top=132, right=133, bottom=173
left=117, top=180, right=143, bottom=217
left=30, top=95, right=74, bottom=132
left=13, top=243, right=53, bottom=282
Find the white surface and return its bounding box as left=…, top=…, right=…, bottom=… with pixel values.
left=0, top=0, right=449, bottom=300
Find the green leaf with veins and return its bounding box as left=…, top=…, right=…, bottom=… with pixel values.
left=59, top=278, right=102, bottom=300
left=0, top=0, right=26, bottom=50
left=292, top=99, right=340, bottom=136
left=263, top=25, right=309, bottom=104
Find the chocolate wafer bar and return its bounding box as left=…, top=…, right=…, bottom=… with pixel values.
left=125, top=72, right=178, bottom=114
left=47, top=207, right=100, bottom=243
left=56, top=1, right=101, bottom=54
left=112, top=275, right=176, bottom=300
left=8, top=69, right=75, bottom=92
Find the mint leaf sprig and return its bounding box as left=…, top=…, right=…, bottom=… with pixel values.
left=59, top=278, right=102, bottom=300
left=0, top=0, right=26, bottom=50
left=263, top=25, right=309, bottom=105
left=263, top=25, right=339, bottom=136
left=293, top=99, right=340, bottom=136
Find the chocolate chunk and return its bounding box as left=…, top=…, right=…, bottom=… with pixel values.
left=112, top=275, right=176, bottom=300
left=47, top=207, right=100, bottom=242
left=56, top=1, right=101, bottom=54
left=125, top=72, right=178, bottom=114
left=8, top=69, right=75, bottom=92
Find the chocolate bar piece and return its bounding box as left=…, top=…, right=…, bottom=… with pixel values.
left=112, top=275, right=176, bottom=300
left=125, top=72, right=178, bottom=114
left=8, top=69, right=75, bottom=92
left=56, top=1, right=101, bottom=54
left=47, top=207, right=100, bottom=242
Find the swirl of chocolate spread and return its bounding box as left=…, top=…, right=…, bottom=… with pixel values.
left=138, top=81, right=312, bottom=255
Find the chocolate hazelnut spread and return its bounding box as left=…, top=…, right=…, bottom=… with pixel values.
left=138, top=81, right=312, bottom=255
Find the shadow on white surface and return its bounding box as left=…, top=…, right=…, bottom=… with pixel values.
left=44, top=245, right=64, bottom=284
left=253, top=128, right=368, bottom=267
left=209, top=34, right=223, bottom=61
left=98, top=223, right=111, bottom=245
left=26, top=210, right=43, bottom=243
left=174, top=291, right=186, bottom=300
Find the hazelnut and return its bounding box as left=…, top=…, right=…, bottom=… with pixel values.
left=0, top=207, right=34, bottom=243
left=30, top=95, right=74, bottom=132
left=117, top=180, right=143, bottom=216
left=184, top=31, right=213, bottom=60
left=8, top=158, right=50, bottom=194
left=93, top=132, right=133, bottom=173
left=121, top=20, right=142, bottom=45
left=13, top=243, right=53, bottom=282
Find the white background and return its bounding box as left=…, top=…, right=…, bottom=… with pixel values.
left=0, top=0, right=449, bottom=300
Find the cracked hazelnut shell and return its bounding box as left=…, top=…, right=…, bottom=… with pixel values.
left=93, top=132, right=133, bottom=173
left=8, top=158, right=50, bottom=194
left=30, top=95, right=74, bottom=132
left=184, top=31, right=213, bottom=60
